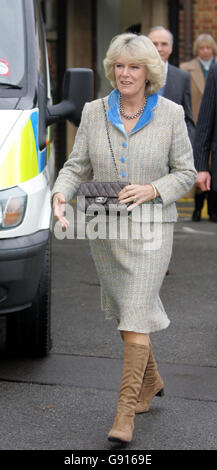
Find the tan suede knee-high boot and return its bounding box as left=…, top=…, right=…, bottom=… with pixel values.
left=135, top=343, right=164, bottom=414
left=108, top=342, right=149, bottom=444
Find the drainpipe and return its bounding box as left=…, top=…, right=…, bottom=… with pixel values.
left=168, top=0, right=180, bottom=66
left=183, top=0, right=193, bottom=61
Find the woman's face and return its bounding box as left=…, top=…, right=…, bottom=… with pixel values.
left=197, top=42, right=213, bottom=61
left=114, top=58, right=147, bottom=100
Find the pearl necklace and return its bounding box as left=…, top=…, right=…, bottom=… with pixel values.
left=120, top=95, right=147, bottom=120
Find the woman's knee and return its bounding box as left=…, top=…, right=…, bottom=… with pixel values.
left=121, top=330, right=150, bottom=347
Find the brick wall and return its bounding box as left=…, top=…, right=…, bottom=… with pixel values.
left=179, top=0, right=217, bottom=63
left=193, top=0, right=217, bottom=40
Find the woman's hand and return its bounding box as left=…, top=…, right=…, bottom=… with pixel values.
left=52, top=192, right=69, bottom=228
left=118, top=184, right=157, bottom=211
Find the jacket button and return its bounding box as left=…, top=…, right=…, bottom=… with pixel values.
left=121, top=171, right=126, bottom=177
left=121, top=157, right=125, bottom=163
left=122, top=142, right=127, bottom=148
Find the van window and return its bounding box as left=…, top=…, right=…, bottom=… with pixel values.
left=0, top=0, right=25, bottom=86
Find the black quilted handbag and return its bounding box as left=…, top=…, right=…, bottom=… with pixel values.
left=77, top=181, right=130, bottom=214
left=77, top=98, right=130, bottom=214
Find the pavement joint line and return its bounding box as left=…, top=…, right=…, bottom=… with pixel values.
left=0, top=376, right=122, bottom=394
left=50, top=352, right=217, bottom=370
left=0, top=353, right=216, bottom=380
left=6, top=350, right=214, bottom=373
left=50, top=351, right=123, bottom=361
left=0, top=377, right=216, bottom=405
left=169, top=395, right=217, bottom=404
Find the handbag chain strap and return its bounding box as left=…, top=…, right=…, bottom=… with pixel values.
left=102, top=98, right=120, bottom=181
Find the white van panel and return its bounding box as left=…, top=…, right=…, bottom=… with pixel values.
left=0, top=110, right=23, bottom=151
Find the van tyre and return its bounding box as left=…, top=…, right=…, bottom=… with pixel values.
left=6, top=236, right=52, bottom=357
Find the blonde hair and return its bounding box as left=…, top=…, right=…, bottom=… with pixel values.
left=103, top=33, right=166, bottom=96
left=193, top=34, right=217, bottom=56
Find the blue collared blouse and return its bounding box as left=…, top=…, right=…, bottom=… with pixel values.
left=107, top=89, right=159, bottom=137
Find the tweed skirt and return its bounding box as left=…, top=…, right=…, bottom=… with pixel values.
left=89, top=220, right=174, bottom=334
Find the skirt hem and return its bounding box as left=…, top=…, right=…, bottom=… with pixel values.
left=103, top=309, right=170, bottom=334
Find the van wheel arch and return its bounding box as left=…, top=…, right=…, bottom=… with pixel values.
left=6, top=235, right=52, bottom=357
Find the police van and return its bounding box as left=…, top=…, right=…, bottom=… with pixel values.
left=0, top=0, right=93, bottom=356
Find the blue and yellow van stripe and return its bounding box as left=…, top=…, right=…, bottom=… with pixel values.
left=0, top=110, right=50, bottom=190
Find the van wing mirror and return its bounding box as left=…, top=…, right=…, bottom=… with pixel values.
left=46, top=68, right=94, bottom=127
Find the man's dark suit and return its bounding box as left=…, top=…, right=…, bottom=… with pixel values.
left=163, top=64, right=195, bottom=145
left=193, top=64, right=217, bottom=191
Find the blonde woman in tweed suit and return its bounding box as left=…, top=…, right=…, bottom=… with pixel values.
left=52, top=34, right=196, bottom=445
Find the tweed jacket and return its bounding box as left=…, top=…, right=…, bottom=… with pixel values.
left=193, top=64, right=217, bottom=190
left=52, top=90, right=197, bottom=222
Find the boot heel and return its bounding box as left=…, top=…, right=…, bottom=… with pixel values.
left=156, top=388, right=164, bottom=397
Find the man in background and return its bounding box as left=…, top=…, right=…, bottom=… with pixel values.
left=148, top=26, right=195, bottom=274
left=148, top=26, right=195, bottom=145
left=193, top=63, right=217, bottom=210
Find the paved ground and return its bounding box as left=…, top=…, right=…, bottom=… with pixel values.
left=0, top=202, right=216, bottom=452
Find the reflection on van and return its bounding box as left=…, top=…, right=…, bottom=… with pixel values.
left=0, top=0, right=25, bottom=89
